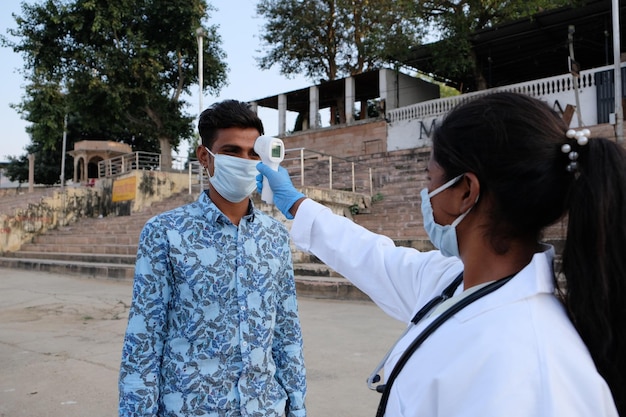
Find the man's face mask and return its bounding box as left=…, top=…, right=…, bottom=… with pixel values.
left=204, top=146, right=258, bottom=203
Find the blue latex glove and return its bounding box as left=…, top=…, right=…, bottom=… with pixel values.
left=256, top=162, right=305, bottom=219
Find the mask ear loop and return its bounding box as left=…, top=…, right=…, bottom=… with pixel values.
left=202, top=146, right=215, bottom=179
left=429, top=174, right=480, bottom=227
left=428, top=174, right=464, bottom=198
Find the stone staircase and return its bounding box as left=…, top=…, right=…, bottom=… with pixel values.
left=0, top=191, right=370, bottom=301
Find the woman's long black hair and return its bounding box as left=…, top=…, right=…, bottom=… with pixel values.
left=432, top=92, right=626, bottom=414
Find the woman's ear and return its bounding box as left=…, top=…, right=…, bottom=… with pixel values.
left=459, top=172, right=480, bottom=212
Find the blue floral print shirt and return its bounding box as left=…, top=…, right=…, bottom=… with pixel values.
left=119, top=191, right=306, bottom=416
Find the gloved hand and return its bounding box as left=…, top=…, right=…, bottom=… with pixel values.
left=256, top=162, right=305, bottom=219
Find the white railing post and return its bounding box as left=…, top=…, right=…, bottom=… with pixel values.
left=188, top=161, right=192, bottom=194
left=200, top=163, right=204, bottom=190
left=351, top=162, right=355, bottom=192
left=329, top=156, right=333, bottom=190
left=300, top=148, right=305, bottom=187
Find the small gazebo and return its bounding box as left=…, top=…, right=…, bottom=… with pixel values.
left=68, top=140, right=132, bottom=183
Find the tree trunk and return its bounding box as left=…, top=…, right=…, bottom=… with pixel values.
left=471, top=49, right=488, bottom=90
left=159, top=136, right=172, bottom=171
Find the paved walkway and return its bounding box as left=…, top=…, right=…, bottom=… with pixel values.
left=0, top=268, right=405, bottom=417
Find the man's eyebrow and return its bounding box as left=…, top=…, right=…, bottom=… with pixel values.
left=219, top=144, right=243, bottom=151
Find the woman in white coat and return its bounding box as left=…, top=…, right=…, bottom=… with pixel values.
left=257, top=92, right=624, bottom=416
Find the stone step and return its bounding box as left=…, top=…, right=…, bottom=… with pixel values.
left=295, top=276, right=370, bottom=301
left=57, top=217, right=150, bottom=231
left=2, top=251, right=136, bottom=265
left=32, top=234, right=138, bottom=245
left=19, top=243, right=138, bottom=255
left=294, top=262, right=343, bottom=278
left=0, top=257, right=369, bottom=301
left=0, top=257, right=134, bottom=281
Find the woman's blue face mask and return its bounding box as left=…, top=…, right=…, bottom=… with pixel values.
left=420, top=174, right=477, bottom=258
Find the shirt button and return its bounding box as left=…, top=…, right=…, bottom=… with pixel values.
left=242, top=341, right=248, bottom=348
left=240, top=305, right=246, bottom=311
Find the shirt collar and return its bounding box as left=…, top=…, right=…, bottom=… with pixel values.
left=200, top=190, right=256, bottom=225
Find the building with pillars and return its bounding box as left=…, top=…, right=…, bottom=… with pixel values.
left=251, top=68, right=440, bottom=137
left=68, top=140, right=132, bottom=184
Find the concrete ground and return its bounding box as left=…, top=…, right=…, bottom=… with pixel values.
left=0, top=268, right=405, bottom=417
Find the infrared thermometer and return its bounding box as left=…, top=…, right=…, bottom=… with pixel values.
left=254, top=135, right=285, bottom=204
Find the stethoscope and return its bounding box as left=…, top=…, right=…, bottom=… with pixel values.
left=368, top=272, right=517, bottom=417
left=366, top=272, right=464, bottom=392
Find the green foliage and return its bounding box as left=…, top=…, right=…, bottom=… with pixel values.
left=5, top=141, right=74, bottom=186
left=419, top=0, right=580, bottom=90
left=3, top=0, right=227, bottom=183
left=348, top=204, right=360, bottom=215
left=256, top=0, right=579, bottom=89
left=256, top=0, right=422, bottom=81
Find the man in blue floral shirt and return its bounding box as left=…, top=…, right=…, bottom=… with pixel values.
left=119, top=100, right=306, bottom=416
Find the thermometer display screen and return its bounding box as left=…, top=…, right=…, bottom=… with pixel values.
left=271, top=144, right=282, bottom=158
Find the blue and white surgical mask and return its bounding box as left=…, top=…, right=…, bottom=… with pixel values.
left=204, top=147, right=259, bottom=203
left=420, top=174, right=476, bottom=258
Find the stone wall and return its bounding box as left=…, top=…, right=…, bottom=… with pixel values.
left=351, top=148, right=431, bottom=241
left=283, top=119, right=387, bottom=157
left=98, top=170, right=190, bottom=216
left=0, top=187, right=101, bottom=252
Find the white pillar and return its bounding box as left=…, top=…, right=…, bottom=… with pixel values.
left=379, top=68, right=397, bottom=110
left=278, top=94, right=287, bottom=135
left=345, top=77, right=355, bottom=124
left=309, top=86, right=319, bottom=129
left=60, top=113, right=67, bottom=192
left=613, top=0, right=623, bottom=142
left=196, top=27, right=205, bottom=116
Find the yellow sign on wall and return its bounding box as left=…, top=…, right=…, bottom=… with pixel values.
left=112, top=176, right=137, bottom=202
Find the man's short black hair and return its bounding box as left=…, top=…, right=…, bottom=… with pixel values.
left=198, top=100, right=265, bottom=149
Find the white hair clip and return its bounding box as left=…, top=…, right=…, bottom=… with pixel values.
left=561, top=128, right=590, bottom=172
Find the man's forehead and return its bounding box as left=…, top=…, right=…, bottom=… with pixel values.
left=212, top=127, right=259, bottom=148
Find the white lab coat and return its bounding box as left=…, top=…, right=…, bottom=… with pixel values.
left=291, top=199, right=618, bottom=417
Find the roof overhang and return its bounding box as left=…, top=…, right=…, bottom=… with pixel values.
left=401, top=0, right=626, bottom=90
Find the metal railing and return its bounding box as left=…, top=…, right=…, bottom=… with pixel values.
left=97, top=152, right=188, bottom=178
left=284, top=148, right=373, bottom=195
left=188, top=147, right=373, bottom=196
left=97, top=148, right=374, bottom=197
left=386, top=62, right=623, bottom=124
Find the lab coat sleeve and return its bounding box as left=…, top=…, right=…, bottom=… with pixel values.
left=290, top=199, right=462, bottom=323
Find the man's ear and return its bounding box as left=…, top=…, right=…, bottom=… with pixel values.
left=197, top=144, right=210, bottom=168
left=459, top=172, right=480, bottom=212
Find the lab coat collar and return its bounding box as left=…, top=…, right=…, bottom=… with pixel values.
left=453, top=245, right=556, bottom=323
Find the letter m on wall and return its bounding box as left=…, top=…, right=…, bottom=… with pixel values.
left=419, top=119, right=437, bottom=140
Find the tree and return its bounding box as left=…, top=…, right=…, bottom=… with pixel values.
left=419, top=0, right=581, bottom=90
left=5, top=80, right=74, bottom=185
left=256, top=0, right=422, bottom=82
left=3, top=0, right=227, bottom=183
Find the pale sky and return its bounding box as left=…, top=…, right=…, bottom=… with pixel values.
left=0, top=0, right=310, bottom=161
